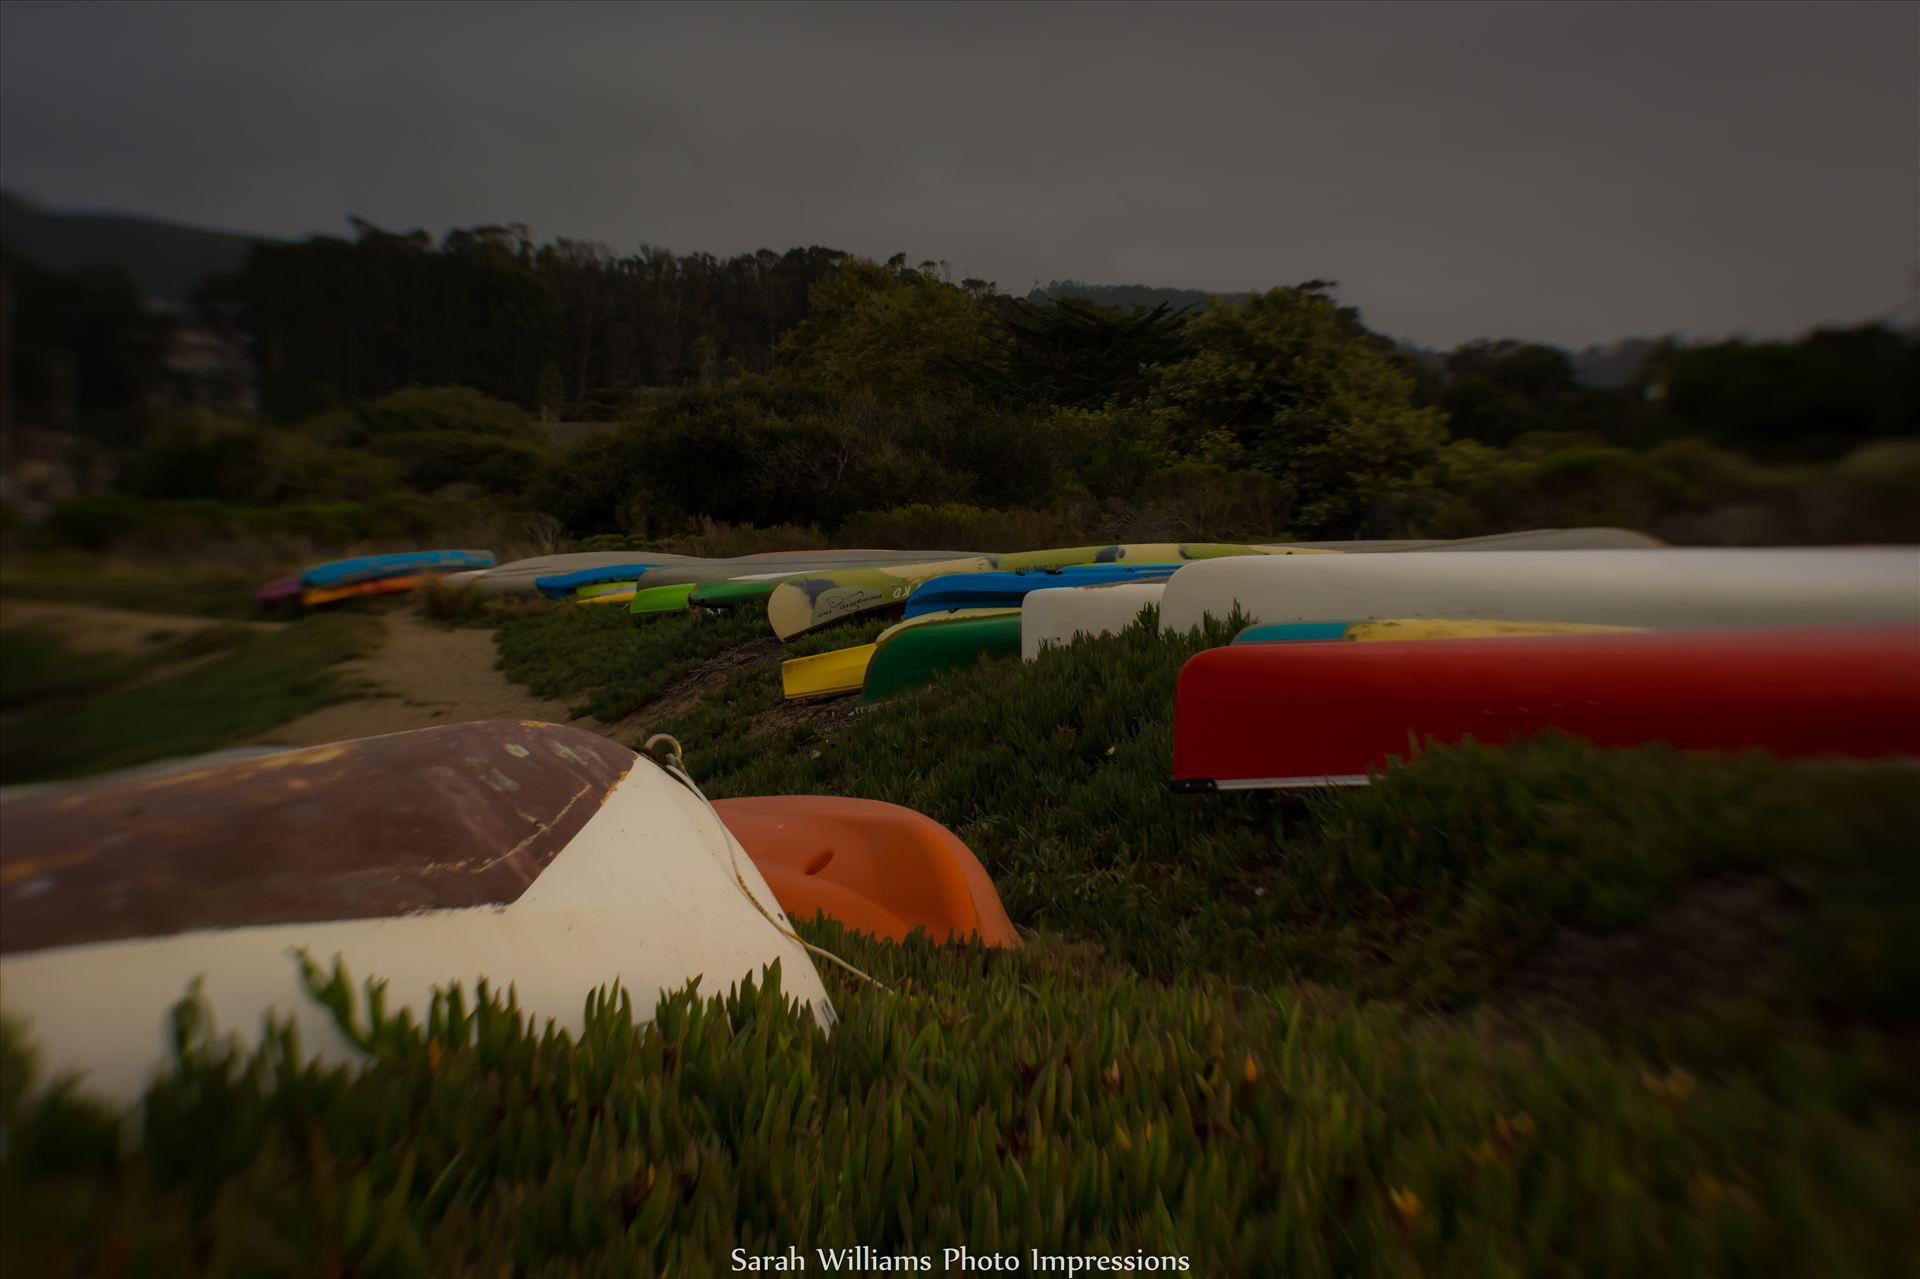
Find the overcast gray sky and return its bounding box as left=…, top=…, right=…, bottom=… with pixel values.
left=1, top=0, right=1913, bottom=349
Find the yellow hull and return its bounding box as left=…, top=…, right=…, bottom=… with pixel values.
left=1346, top=618, right=1642, bottom=642
left=781, top=608, right=1018, bottom=699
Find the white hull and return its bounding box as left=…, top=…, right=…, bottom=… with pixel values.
left=1021, top=583, right=1167, bottom=661
left=0, top=755, right=833, bottom=1108
left=1159, top=548, right=1920, bottom=634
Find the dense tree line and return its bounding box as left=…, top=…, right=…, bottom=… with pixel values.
left=0, top=249, right=176, bottom=446
left=4, top=217, right=1916, bottom=552
left=195, top=223, right=851, bottom=418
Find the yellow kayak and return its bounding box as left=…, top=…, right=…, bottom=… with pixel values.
left=781, top=609, right=1017, bottom=700
left=578, top=589, right=638, bottom=606
left=1348, top=618, right=1642, bottom=642
left=1234, top=618, right=1645, bottom=644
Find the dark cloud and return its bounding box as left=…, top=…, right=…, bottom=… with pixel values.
left=2, top=0, right=1913, bottom=347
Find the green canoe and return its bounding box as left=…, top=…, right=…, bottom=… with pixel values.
left=688, top=579, right=780, bottom=610
left=861, top=615, right=1023, bottom=703
left=628, top=582, right=697, bottom=619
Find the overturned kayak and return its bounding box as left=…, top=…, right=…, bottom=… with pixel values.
left=767, top=557, right=997, bottom=639
left=536, top=563, right=662, bottom=598
left=628, top=582, right=698, bottom=618
left=254, top=576, right=304, bottom=609
left=469, top=550, right=981, bottom=597
left=993, top=542, right=1337, bottom=570
left=1171, top=625, right=1920, bottom=792
left=303, top=573, right=427, bottom=607
left=0, top=721, right=834, bottom=1106
left=301, top=549, right=496, bottom=589
left=1021, top=582, right=1168, bottom=661
left=1234, top=618, right=1642, bottom=644
left=769, top=544, right=1331, bottom=639
left=714, top=796, right=1020, bottom=947
left=689, top=578, right=785, bottom=610
left=1160, top=548, right=1920, bottom=634
left=781, top=609, right=1019, bottom=700
left=905, top=563, right=1184, bottom=618
left=1368, top=528, right=1665, bottom=553
left=863, top=614, right=1024, bottom=703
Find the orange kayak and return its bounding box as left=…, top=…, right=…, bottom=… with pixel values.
left=714, top=796, right=1020, bottom=948
left=302, top=574, right=427, bottom=607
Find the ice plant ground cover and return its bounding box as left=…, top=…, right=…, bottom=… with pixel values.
left=2, top=603, right=1915, bottom=1275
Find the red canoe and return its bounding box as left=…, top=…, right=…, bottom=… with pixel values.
left=1171, top=625, right=1920, bottom=792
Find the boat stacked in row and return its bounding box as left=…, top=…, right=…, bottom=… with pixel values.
left=255, top=548, right=497, bottom=610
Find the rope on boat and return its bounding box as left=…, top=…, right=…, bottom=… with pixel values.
left=642, top=734, right=891, bottom=997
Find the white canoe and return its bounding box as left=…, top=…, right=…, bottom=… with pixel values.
left=1159, top=547, right=1920, bottom=634
left=0, top=722, right=833, bottom=1107
left=1015, top=528, right=1671, bottom=660
left=1021, top=582, right=1169, bottom=661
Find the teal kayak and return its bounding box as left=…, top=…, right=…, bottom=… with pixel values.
left=861, top=615, right=1022, bottom=703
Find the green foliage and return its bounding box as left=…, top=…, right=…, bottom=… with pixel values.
left=352, top=386, right=538, bottom=441
left=362, top=430, right=547, bottom=496
left=4, top=911, right=1916, bottom=1276
left=959, top=298, right=1193, bottom=408
left=0, top=247, right=176, bottom=446
left=838, top=503, right=1085, bottom=553
left=0, top=614, right=381, bottom=784
left=492, top=602, right=773, bottom=722
left=778, top=258, right=1002, bottom=402
left=2, top=606, right=1915, bottom=1272
left=1140, top=286, right=1451, bottom=536
left=651, top=616, right=1919, bottom=1013
left=536, top=360, right=567, bottom=415
left=128, top=408, right=409, bottom=504
left=1658, top=325, right=1920, bottom=460
left=36, top=493, right=499, bottom=555
left=0, top=558, right=261, bottom=618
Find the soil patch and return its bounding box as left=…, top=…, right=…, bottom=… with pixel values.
left=598, top=636, right=788, bottom=745
left=747, top=691, right=864, bottom=742
left=256, top=607, right=578, bottom=746
left=1488, top=874, right=1800, bottom=1029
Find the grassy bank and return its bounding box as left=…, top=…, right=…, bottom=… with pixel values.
left=1, top=601, right=1913, bottom=1274
left=0, top=556, right=264, bottom=620
left=0, top=614, right=382, bottom=784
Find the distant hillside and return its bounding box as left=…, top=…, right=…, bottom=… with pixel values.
left=1027, top=279, right=1254, bottom=312
left=0, top=190, right=263, bottom=307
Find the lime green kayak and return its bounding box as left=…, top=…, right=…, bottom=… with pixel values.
left=688, top=579, right=780, bottom=610
left=861, top=615, right=1023, bottom=703
left=577, top=579, right=640, bottom=600
left=629, top=582, right=696, bottom=619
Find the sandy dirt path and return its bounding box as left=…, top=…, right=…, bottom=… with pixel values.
left=254, top=609, right=583, bottom=747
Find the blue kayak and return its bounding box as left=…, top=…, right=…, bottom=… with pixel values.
left=1234, top=622, right=1353, bottom=644
left=904, top=564, right=1184, bottom=618
left=534, top=564, right=662, bottom=598
left=301, top=549, right=497, bottom=589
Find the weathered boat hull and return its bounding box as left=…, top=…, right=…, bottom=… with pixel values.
left=0, top=721, right=833, bottom=1106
